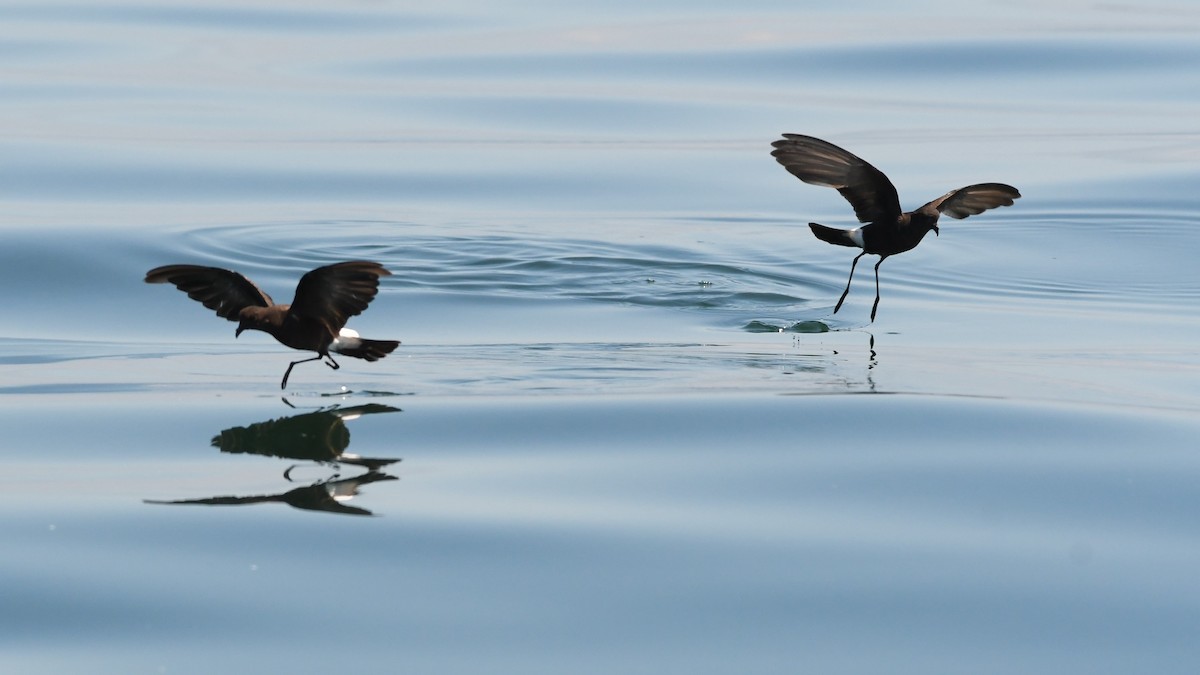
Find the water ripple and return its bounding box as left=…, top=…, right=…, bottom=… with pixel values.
left=175, top=220, right=827, bottom=316
left=159, top=207, right=1200, bottom=335
left=908, top=210, right=1200, bottom=305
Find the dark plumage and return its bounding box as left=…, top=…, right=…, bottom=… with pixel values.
left=771, top=134, right=1020, bottom=321
left=145, top=261, right=400, bottom=388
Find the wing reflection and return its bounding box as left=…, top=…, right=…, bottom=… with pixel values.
left=145, top=471, right=398, bottom=516
left=145, top=403, right=402, bottom=516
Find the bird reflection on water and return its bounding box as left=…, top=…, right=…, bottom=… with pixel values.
left=144, top=471, right=397, bottom=516
left=212, top=402, right=401, bottom=471
left=145, top=403, right=401, bottom=516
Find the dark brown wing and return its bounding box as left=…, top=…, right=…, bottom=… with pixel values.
left=771, top=134, right=901, bottom=225
left=919, top=183, right=1021, bottom=219
left=287, top=261, right=391, bottom=333
left=145, top=264, right=273, bottom=320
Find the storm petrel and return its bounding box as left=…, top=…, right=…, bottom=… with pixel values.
left=145, top=261, right=400, bottom=388
left=771, top=134, right=1020, bottom=321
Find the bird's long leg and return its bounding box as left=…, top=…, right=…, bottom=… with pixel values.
left=834, top=252, right=868, bottom=314
left=323, top=355, right=340, bottom=371
left=869, top=256, right=888, bottom=322
left=281, top=355, right=325, bottom=390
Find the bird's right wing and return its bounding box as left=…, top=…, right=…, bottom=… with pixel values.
left=920, top=183, right=1021, bottom=219
left=771, top=134, right=902, bottom=225
left=144, top=265, right=273, bottom=320
left=288, top=261, right=390, bottom=334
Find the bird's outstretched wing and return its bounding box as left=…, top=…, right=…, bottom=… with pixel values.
left=919, top=183, right=1021, bottom=219
left=145, top=264, right=273, bottom=320
left=288, top=261, right=390, bottom=333
left=771, top=134, right=902, bottom=225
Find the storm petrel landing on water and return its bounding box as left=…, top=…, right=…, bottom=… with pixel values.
left=145, top=261, right=400, bottom=389
left=770, top=134, right=1020, bottom=321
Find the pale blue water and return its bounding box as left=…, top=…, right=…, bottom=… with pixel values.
left=2, top=1, right=1200, bottom=673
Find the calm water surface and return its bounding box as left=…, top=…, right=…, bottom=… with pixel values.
left=2, top=1, right=1199, bottom=673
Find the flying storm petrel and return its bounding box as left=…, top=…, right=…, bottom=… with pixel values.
left=771, top=134, right=1020, bottom=321
left=145, top=261, right=400, bottom=388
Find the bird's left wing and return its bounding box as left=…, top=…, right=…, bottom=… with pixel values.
left=919, top=183, right=1021, bottom=219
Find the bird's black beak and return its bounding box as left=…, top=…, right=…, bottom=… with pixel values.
left=933, top=225, right=940, bottom=237
left=235, top=326, right=244, bottom=338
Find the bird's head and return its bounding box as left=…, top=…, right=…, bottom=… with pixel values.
left=235, top=316, right=258, bottom=337
left=235, top=306, right=276, bottom=338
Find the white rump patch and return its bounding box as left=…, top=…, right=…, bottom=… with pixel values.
left=330, top=327, right=362, bottom=354
left=848, top=228, right=865, bottom=248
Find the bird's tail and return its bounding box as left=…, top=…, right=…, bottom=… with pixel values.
left=330, top=329, right=400, bottom=362
left=808, top=222, right=862, bottom=248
